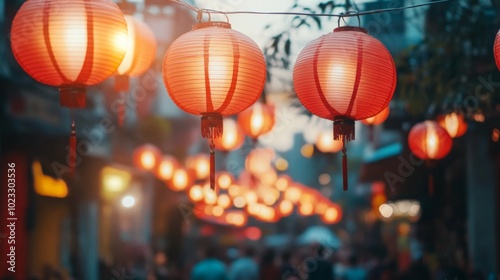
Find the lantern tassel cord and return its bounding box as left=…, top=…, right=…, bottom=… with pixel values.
left=69, top=120, right=77, bottom=176
left=170, top=0, right=452, bottom=18
left=342, top=138, right=348, bottom=191
left=210, top=139, right=216, bottom=191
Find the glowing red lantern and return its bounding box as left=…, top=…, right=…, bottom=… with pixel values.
left=163, top=20, right=266, bottom=190
left=293, top=26, right=396, bottom=190
left=213, top=118, right=245, bottom=152
left=11, top=0, right=128, bottom=173
left=114, top=15, right=157, bottom=125
left=133, top=144, right=162, bottom=171
left=168, top=168, right=194, bottom=192
left=361, top=106, right=390, bottom=125
left=237, top=102, right=275, bottom=140
left=186, top=154, right=210, bottom=180
left=436, top=112, right=468, bottom=138
left=408, top=121, right=452, bottom=160
left=11, top=0, right=128, bottom=107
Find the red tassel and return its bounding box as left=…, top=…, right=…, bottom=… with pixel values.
left=59, top=85, right=86, bottom=108
left=69, top=121, right=77, bottom=175
left=201, top=113, right=223, bottom=139
left=210, top=150, right=215, bottom=191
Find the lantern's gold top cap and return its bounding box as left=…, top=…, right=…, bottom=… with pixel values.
left=334, top=26, right=367, bottom=34
left=194, top=21, right=231, bottom=30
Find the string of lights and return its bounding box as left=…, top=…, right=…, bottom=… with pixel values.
left=169, top=0, right=454, bottom=19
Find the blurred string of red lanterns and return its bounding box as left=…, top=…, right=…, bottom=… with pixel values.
left=114, top=15, right=157, bottom=126
left=132, top=144, right=343, bottom=227
left=10, top=0, right=129, bottom=174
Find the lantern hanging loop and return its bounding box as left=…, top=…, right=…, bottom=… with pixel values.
left=197, top=9, right=230, bottom=23
left=337, top=10, right=360, bottom=27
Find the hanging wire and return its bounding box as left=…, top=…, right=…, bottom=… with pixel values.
left=169, top=0, right=453, bottom=18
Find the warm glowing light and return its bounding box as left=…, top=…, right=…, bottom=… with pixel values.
left=409, top=121, right=452, bottom=160
left=437, top=112, right=467, bottom=138
left=101, top=166, right=131, bottom=196
left=213, top=118, right=245, bottom=151
left=186, top=154, right=210, bottom=180
left=379, top=204, right=394, bottom=218
left=245, top=191, right=258, bottom=204
left=361, top=106, right=390, bottom=125
left=238, top=102, right=275, bottom=139
left=315, top=203, right=329, bottom=215
left=261, top=169, right=278, bottom=186
left=189, top=185, right=204, bottom=202
left=371, top=193, right=387, bottom=209
left=299, top=193, right=315, bottom=205
left=217, top=194, right=232, bottom=209
left=226, top=211, right=247, bottom=227
left=122, top=195, right=135, bottom=208
left=275, top=157, right=289, bottom=171
left=212, top=205, right=224, bottom=217
left=33, top=161, right=68, bottom=198
left=203, top=184, right=217, bottom=205
left=275, top=175, right=291, bottom=191
left=170, top=168, right=190, bottom=191
left=263, top=193, right=278, bottom=206
left=246, top=148, right=275, bottom=176
left=133, top=144, right=161, bottom=171
left=141, top=151, right=156, bottom=170
left=217, top=172, right=234, bottom=189
left=284, top=186, right=301, bottom=203
left=228, top=184, right=242, bottom=198
left=316, top=130, right=343, bottom=153
left=323, top=207, right=339, bottom=223
left=233, top=196, right=247, bottom=208
left=156, top=156, right=178, bottom=180
left=279, top=200, right=293, bottom=217
left=301, top=144, right=314, bottom=158
left=318, top=173, right=331, bottom=185
left=299, top=203, right=314, bottom=216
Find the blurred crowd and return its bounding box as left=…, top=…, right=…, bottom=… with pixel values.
left=93, top=243, right=490, bottom=280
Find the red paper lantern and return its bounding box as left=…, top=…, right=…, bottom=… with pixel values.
left=408, top=121, right=452, bottom=160
left=11, top=0, right=128, bottom=108
left=293, top=26, right=396, bottom=190
left=114, top=15, right=157, bottom=125
left=436, top=112, right=468, bottom=138
left=361, top=106, right=390, bottom=125
left=213, top=118, right=245, bottom=151
left=237, top=102, right=275, bottom=139
left=163, top=20, right=266, bottom=190
left=11, top=0, right=128, bottom=173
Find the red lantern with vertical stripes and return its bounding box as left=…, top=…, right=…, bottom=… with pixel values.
left=293, top=26, right=396, bottom=191
left=494, top=29, right=500, bottom=71
left=408, top=121, right=452, bottom=161
left=10, top=0, right=128, bottom=174
left=436, top=112, right=468, bottom=138
left=162, top=20, right=266, bottom=190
